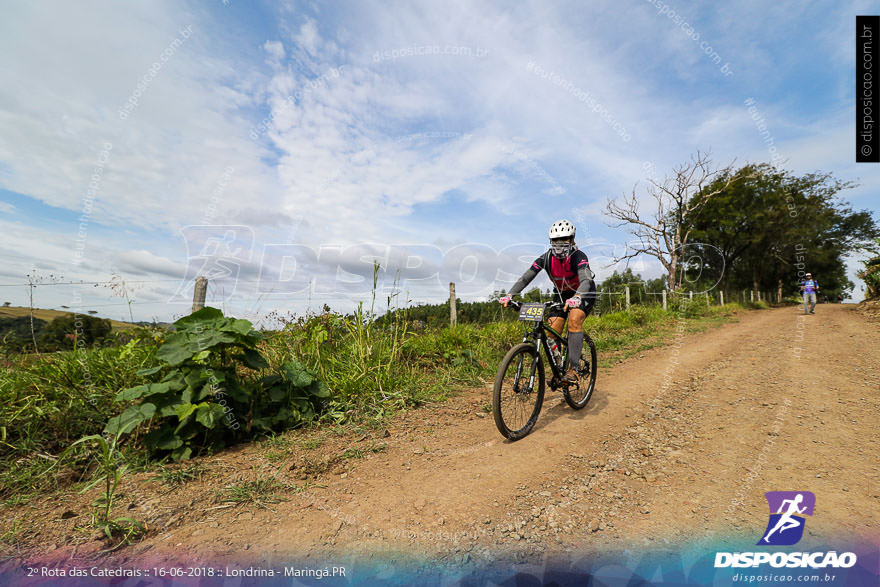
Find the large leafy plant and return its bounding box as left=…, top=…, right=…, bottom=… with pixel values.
left=105, top=307, right=329, bottom=460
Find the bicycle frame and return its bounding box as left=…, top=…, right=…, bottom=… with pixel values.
left=494, top=296, right=598, bottom=439
left=517, top=302, right=569, bottom=383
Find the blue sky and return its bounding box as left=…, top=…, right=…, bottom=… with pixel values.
left=0, top=0, right=877, bottom=323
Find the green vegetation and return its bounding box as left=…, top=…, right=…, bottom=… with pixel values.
left=593, top=269, right=667, bottom=314
left=858, top=238, right=880, bottom=300
left=1, top=294, right=744, bottom=536
left=39, top=314, right=112, bottom=352
left=106, top=307, right=329, bottom=462
left=215, top=473, right=305, bottom=509
left=0, top=316, right=47, bottom=353
left=1, top=334, right=159, bottom=500
left=151, top=463, right=206, bottom=488
left=688, top=164, right=879, bottom=301
left=0, top=307, right=135, bottom=354
left=55, top=431, right=145, bottom=547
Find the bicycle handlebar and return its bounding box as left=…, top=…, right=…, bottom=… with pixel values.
left=505, top=300, right=565, bottom=312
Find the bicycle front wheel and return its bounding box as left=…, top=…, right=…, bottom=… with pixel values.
left=563, top=333, right=597, bottom=410
left=493, top=343, right=545, bottom=440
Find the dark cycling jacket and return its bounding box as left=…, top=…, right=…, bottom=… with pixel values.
left=509, top=248, right=595, bottom=297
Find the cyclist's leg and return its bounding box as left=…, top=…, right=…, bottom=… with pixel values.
left=547, top=293, right=567, bottom=342
left=547, top=316, right=566, bottom=341
left=567, top=308, right=586, bottom=370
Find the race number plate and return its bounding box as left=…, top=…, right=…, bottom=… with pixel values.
left=518, top=302, right=545, bottom=322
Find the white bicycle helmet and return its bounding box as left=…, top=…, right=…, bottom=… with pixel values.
left=548, top=219, right=576, bottom=258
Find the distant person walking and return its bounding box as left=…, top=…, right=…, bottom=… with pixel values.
left=800, top=273, right=819, bottom=315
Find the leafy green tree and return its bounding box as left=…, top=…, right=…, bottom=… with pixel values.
left=689, top=164, right=879, bottom=302
left=858, top=238, right=880, bottom=299
left=596, top=269, right=666, bottom=312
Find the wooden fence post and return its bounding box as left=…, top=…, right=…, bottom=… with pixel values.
left=625, top=286, right=630, bottom=310
left=662, top=289, right=667, bottom=311
left=689, top=291, right=693, bottom=301
left=192, top=276, right=207, bottom=313
left=720, top=291, right=724, bottom=306
left=449, top=282, right=457, bottom=327
left=750, top=290, right=754, bottom=303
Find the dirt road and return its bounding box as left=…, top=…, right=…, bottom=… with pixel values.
left=16, top=304, right=880, bottom=569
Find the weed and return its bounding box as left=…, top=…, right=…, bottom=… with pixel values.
left=0, top=517, right=30, bottom=546
left=107, top=307, right=330, bottom=462
left=152, top=463, right=206, bottom=488
left=216, top=478, right=291, bottom=509
left=53, top=432, right=146, bottom=548
left=82, top=515, right=145, bottom=550
left=340, top=447, right=363, bottom=460
left=264, top=450, right=290, bottom=463
left=259, top=433, right=292, bottom=451
left=299, top=436, right=324, bottom=451
left=0, top=333, right=159, bottom=497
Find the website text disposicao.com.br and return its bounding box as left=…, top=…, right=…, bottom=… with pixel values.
left=731, top=572, right=842, bottom=583
left=373, top=45, right=489, bottom=62
left=718, top=550, right=857, bottom=583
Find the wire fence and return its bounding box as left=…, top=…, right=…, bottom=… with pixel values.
left=0, top=274, right=780, bottom=329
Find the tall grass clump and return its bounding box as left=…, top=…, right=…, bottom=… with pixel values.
left=0, top=332, right=160, bottom=499
left=260, top=264, right=415, bottom=422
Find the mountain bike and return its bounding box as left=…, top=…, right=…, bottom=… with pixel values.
left=492, top=300, right=597, bottom=440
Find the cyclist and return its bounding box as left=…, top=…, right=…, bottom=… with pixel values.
left=499, top=219, right=596, bottom=383
left=800, top=272, right=819, bottom=315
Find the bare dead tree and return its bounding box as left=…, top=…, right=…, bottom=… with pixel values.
left=605, top=150, right=738, bottom=292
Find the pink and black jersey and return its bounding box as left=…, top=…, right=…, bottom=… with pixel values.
left=509, top=247, right=595, bottom=298
left=531, top=249, right=591, bottom=293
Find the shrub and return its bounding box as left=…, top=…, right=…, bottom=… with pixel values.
left=0, top=316, right=48, bottom=353
left=106, top=307, right=329, bottom=461
left=39, top=314, right=112, bottom=351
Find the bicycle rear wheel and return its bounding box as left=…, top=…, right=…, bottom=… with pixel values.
left=493, top=343, right=545, bottom=440
left=563, top=333, right=597, bottom=410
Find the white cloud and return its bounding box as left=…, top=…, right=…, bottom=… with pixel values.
left=114, top=250, right=186, bottom=278
left=1, top=0, right=876, bottom=318
left=293, top=18, right=321, bottom=56
left=0, top=2, right=273, bottom=234
left=263, top=40, right=286, bottom=64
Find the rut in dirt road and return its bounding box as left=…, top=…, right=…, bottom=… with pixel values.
left=102, top=305, right=880, bottom=566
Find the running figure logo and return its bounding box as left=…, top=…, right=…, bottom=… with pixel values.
left=758, top=491, right=816, bottom=546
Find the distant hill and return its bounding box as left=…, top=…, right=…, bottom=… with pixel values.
left=0, top=306, right=136, bottom=330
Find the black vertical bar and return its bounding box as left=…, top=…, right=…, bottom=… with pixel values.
left=857, top=15, right=880, bottom=163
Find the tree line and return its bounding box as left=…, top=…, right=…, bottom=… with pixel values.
left=606, top=152, right=879, bottom=302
